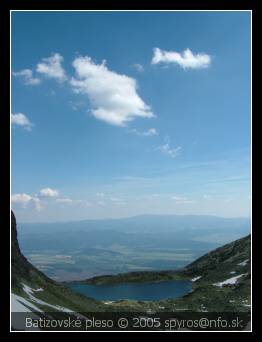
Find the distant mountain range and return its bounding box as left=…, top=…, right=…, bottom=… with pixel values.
left=18, top=214, right=250, bottom=281
left=20, top=214, right=250, bottom=235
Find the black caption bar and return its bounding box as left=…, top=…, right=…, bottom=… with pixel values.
left=11, top=311, right=251, bottom=331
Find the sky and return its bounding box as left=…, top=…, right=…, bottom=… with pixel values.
left=11, top=11, right=251, bottom=222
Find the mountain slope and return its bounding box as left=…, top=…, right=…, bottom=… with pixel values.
left=182, top=234, right=251, bottom=282
left=170, top=234, right=251, bottom=312
left=11, top=211, right=109, bottom=318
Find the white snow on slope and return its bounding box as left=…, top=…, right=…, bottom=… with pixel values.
left=191, top=276, right=202, bottom=282
left=11, top=293, right=43, bottom=313
left=22, top=283, right=73, bottom=312
left=213, top=273, right=247, bottom=287
left=238, top=259, right=249, bottom=267
left=200, top=304, right=208, bottom=312
left=11, top=293, right=42, bottom=331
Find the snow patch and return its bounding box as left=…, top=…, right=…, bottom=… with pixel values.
left=213, top=274, right=247, bottom=287
left=174, top=308, right=189, bottom=311
left=11, top=293, right=43, bottom=313
left=238, top=259, right=249, bottom=267
left=191, top=276, right=202, bottom=282
left=11, top=293, right=42, bottom=331
left=200, top=304, right=208, bottom=312
left=21, top=283, right=73, bottom=312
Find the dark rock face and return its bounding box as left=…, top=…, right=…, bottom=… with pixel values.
left=11, top=211, right=22, bottom=258
left=11, top=210, right=54, bottom=290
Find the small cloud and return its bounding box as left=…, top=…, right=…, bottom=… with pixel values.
left=11, top=193, right=42, bottom=211
left=132, top=63, right=144, bottom=72
left=56, top=197, right=73, bottom=204
left=141, top=193, right=160, bottom=201
left=203, top=194, right=212, bottom=200
left=55, top=198, right=90, bottom=206
left=11, top=113, right=33, bottom=131
left=143, top=128, right=157, bottom=136
left=32, top=198, right=42, bottom=211
left=109, top=196, right=126, bottom=205
left=157, top=137, right=181, bottom=158
left=76, top=199, right=91, bottom=206
left=11, top=193, right=32, bottom=207
left=97, top=200, right=106, bottom=206
left=39, top=187, right=59, bottom=198
left=12, top=69, right=41, bottom=85
left=151, top=47, right=211, bottom=69
left=132, top=127, right=157, bottom=137
left=70, top=55, right=153, bottom=126
left=96, top=192, right=105, bottom=198
left=36, top=53, right=67, bottom=82
left=110, top=196, right=121, bottom=202
left=171, top=195, right=194, bottom=204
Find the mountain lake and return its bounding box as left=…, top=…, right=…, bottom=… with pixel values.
left=67, top=280, right=192, bottom=301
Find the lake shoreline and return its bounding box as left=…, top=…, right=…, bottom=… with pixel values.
left=66, top=279, right=193, bottom=302
left=62, top=269, right=189, bottom=286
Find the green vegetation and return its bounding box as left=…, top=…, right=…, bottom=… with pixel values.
left=71, top=271, right=177, bottom=285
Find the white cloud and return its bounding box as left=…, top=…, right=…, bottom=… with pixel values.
left=144, top=128, right=157, bottom=136
left=110, top=197, right=121, bottom=202
left=157, top=137, right=182, bottom=158
left=96, top=192, right=105, bottom=198
left=39, top=188, right=59, bottom=198
left=97, top=200, right=106, bottom=206
left=70, top=56, right=154, bottom=126
left=11, top=193, right=42, bottom=211
left=171, top=195, right=194, bottom=204
left=110, top=197, right=126, bottom=206
left=32, top=198, right=42, bottom=211
left=11, top=113, right=33, bottom=131
left=56, top=198, right=73, bottom=204
left=12, top=69, right=41, bottom=85
left=56, top=197, right=91, bottom=207
left=36, top=53, right=67, bottom=81
left=132, top=63, right=144, bottom=72
left=152, top=48, right=211, bottom=69
left=11, top=193, right=32, bottom=206
left=132, top=128, right=157, bottom=137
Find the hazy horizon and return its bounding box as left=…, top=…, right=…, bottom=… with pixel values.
left=16, top=212, right=251, bottom=225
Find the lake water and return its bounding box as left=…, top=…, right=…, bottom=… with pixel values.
left=68, top=280, right=192, bottom=301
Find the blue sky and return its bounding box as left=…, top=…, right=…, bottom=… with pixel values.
left=11, top=11, right=251, bottom=222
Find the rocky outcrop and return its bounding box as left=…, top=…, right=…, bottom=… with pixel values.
left=11, top=210, right=54, bottom=290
